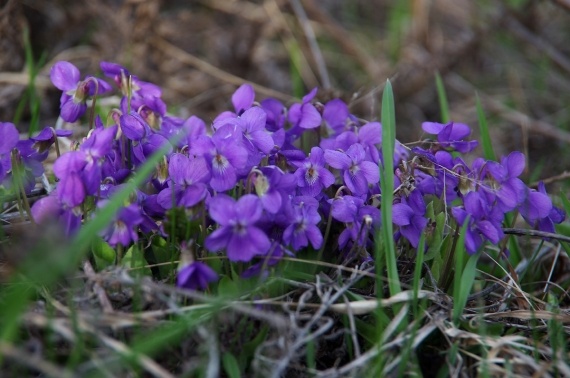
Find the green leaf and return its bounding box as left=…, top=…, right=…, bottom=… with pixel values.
left=91, top=237, right=116, bottom=270
left=122, top=245, right=152, bottom=277
left=217, top=276, right=240, bottom=298
left=222, top=352, right=241, bottom=378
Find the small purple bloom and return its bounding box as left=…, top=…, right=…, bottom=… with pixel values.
left=50, top=61, right=111, bottom=122
left=451, top=191, right=504, bottom=254
left=392, top=190, right=428, bottom=248
left=205, top=194, right=271, bottom=262
left=99, top=202, right=144, bottom=247
left=253, top=166, right=296, bottom=214
left=288, top=88, right=322, bottom=129
left=100, top=61, right=162, bottom=98
left=0, top=122, right=19, bottom=183
left=239, top=107, right=275, bottom=154
left=422, top=121, right=478, bottom=153
left=519, top=186, right=553, bottom=225
left=193, top=124, right=248, bottom=192
left=0, top=122, right=20, bottom=154
left=293, top=147, right=335, bottom=197
left=324, top=143, right=379, bottom=196
left=330, top=195, right=380, bottom=249
left=30, top=127, right=72, bottom=153
left=232, top=83, right=255, bottom=115
left=282, top=196, right=323, bottom=251
left=31, top=190, right=82, bottom=236
left=322, top=98, right=349, bottom=135
left=157, top=153, right=210, bottom=209
left=177, top=261, right=219, bottom=290
left=524, top=182, right=566, bottom=233
left=53, top=151, right=88, bottom=207
left=261, top=98, right=286, bottom=131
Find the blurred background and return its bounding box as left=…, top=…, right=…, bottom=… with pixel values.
left=2, top=0, right=570, bottom=183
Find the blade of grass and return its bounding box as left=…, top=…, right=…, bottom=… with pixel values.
left=378, top=79, right=401, bottom=298
left=452, top=217, right=477, bottom=324
left=435, top=72, right=450, bottom=123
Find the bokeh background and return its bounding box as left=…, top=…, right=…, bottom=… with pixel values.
left=2, top=0, right=570, bottom=183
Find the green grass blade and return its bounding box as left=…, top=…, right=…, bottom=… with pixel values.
left=222, top=352, right=241, bottom=378
left=452, top=217, right=477, bottom=324
left=435, top=72, right=450, bottom=123
left=378, top=79, right=401, bottom=298
left=475, top=93, right=496, bottom=161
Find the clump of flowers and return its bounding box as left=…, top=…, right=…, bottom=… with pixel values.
left=0, top=60, right=565, bottom=292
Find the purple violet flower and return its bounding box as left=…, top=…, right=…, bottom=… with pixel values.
left=232, top=83, right=255, bottom=115
left=50, top=61, right=112, bottom=122
left=157, top=153, right=211, bottom=209
left=522, top=182, right=566, bottom=233
left=100, top=61, right=162, bottom=98
left=322, top=98, right=349, bottom=136
left=288, top=88, right=322, bottom=129
left=31, top=190, right=82, bottom=236
left=451, top=191, right=504, bottom=254
left=329, top=195, right=380, bottom=250
left=261, top=98, right=286, bottom=132
left=518, top=186, right=553, bottom=226
left=422, top=121, right=478, bottom=153
left=253, top=166, right=296, bottom=214
left=177, top=261, right=219, bottom=291
left=282, top=196, right=323, bottom=251
left=392, top=190, right=428, bottom=248
left=239, top=106, right=275, bottom=155
left=30, top=127, right=72, bottom=153
left=293, top=147, right=335, bottom=197
left=193, top=124, right=248, bottom=192
left=99, top=202, right=144, bottom=247
left=0, top=122, right=20, bottom=183
left=324, top=143, right=379, bottom=196
left=205, top=194, right=271, bottom=261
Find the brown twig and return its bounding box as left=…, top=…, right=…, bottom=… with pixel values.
left=530, top=170, right=570, bottom=187
left=503, top=228, right=570, bottom=244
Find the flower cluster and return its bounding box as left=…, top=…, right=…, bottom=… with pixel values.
left=0, top=60, right=565, bottom=291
